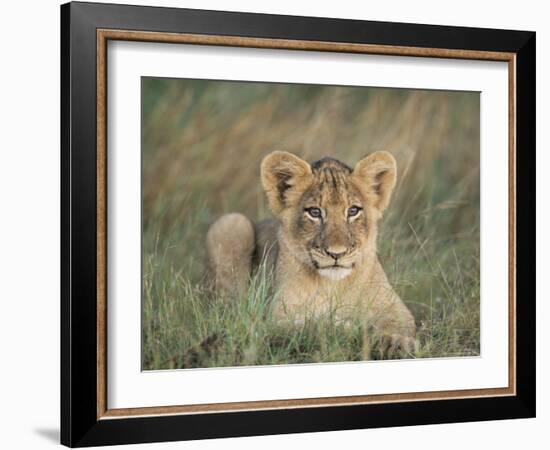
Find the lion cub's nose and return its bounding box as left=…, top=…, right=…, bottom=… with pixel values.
left=325, top=245, right=347, bottom=260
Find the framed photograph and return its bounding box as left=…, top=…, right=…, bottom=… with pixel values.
left=61, top=1, right=535, bottom=447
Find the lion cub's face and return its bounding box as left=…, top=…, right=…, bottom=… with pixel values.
left=261, top=151, right=397, bottom=281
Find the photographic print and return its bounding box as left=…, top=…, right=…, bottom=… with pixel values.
left=141, top=78, right=480, bottom=370
left=62, top=5, right=535, bottom=445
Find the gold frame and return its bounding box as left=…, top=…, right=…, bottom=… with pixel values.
left=96, top=29, right=516, bottom=420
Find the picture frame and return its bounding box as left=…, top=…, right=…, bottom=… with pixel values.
left=60, top=1, right=535, bottom=447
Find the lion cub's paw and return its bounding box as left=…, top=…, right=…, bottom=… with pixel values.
left=362, top=331, right=417, bottom=360
left=379, top=334, right=417, bottom=359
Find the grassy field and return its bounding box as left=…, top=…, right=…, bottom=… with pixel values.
left=141, top=78, right=480, bottom=370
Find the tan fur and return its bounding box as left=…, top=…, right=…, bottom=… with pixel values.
left=207, top=151, right=416, bottom=359
left=206, top=213, right=255, bottom=295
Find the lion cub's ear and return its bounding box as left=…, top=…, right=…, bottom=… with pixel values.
left=261, top=151, right=312, bottom=214
left=352, top=151, right=397, bottom=212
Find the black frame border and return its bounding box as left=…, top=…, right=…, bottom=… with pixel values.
left=61, top=2, right=535, bottom=447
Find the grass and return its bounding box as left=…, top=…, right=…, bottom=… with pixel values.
left=141, top=78, right=480, bottom=370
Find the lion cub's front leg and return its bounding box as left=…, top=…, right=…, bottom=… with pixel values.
left=363, top=294, right=417, bottom=360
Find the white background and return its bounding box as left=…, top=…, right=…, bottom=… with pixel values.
left=0, top=0, right=546, bottom=449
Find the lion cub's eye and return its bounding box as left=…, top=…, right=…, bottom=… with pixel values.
left=305, top=207, right=322, bottom=219
left=347, top=206, right=362, bottom=218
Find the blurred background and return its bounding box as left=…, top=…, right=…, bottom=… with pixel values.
left=142, top=77, right=480, bottom=369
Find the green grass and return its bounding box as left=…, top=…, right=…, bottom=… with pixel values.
left=141, top=78, right=480, bottom=370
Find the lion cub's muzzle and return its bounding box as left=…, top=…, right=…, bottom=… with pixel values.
left=310, top=245, right=358, bottom=281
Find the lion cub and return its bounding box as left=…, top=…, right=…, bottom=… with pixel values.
left=206, top=151, right=416, bottom=359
